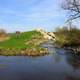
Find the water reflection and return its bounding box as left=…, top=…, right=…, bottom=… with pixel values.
left=0, top=64, right=8, bottom=69
left=42, top=41, right=80, bottom=80
left=65, top=75, right=80, bottom=80
left=56, top=49, right=80, bottom=80
left=66, top=54, right=80, bottom=69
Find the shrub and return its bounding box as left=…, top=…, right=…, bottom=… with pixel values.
left=55, top=26, right=80, bottom=47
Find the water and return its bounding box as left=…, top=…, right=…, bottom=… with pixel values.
left=0, top=42, right=80, bottom=80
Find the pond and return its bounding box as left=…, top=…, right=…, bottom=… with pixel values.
left=0, top=41, right=80, bottom=80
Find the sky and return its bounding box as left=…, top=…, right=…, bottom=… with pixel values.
left=0, top=0, right=67, bottom=32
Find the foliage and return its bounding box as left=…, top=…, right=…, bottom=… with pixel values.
left=55, top=26, right=80, bottom=47
left=0, top=29, right=7, bottom=37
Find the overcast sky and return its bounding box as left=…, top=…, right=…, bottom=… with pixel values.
left=0, top=0, right=67, bottom=32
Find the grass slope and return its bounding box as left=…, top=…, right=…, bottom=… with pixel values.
left=0, top=30, right=42, bottom=49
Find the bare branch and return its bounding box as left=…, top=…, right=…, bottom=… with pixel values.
left=62, top=0, right=80, bottom=21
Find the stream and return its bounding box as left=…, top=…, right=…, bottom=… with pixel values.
left=0, top=41, right=80, bottom=80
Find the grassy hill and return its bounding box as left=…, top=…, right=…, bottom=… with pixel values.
left=0, top=31, right=41, bottom=48
left=0, top=30, right=48, bottom=56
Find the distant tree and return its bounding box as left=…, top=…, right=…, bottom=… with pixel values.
left=62, top=0, right=80, bottom=21
left=55, top=26, right=80, bottom=47
left=15, top=31, right=21, bottom=38
left=0, top=29, right=7, bottom=37
left=0, top=29, right=6, bottom=33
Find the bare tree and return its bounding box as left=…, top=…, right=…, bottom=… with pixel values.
left=0, top=29, right=7, bottom=37
left=62, top=0, right=80, bottom=21
left=16, top=31, right=21, bottom=38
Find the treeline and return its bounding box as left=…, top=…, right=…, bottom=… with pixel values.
left=55, top=26, right=80, bottom=47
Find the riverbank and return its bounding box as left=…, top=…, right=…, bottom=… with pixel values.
left=0, top=47, right=49, bottom=56
left=55, top=27, right=80, bottom=54
left=63, top=46, right=80, bottom=55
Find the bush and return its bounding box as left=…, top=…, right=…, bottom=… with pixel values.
left=55, top=26, right=80, bottom=47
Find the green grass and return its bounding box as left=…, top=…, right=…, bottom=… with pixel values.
left=0, top=30, right=42, bottom=49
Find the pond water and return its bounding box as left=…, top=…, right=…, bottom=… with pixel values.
left=0, top=41, right=80, bottom=80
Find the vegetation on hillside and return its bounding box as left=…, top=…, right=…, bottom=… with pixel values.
left=0, top=29, right=10, bottom=42
left=55, top=26, right=80, bottom=47
left=0, top=30, right=48, bottom=56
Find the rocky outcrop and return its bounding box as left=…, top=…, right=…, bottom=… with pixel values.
left=35, top=28, right=56, bottom=40
left=0, top=48, right=49, bottom=56
left=64, top=46, right=80, bottom=55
